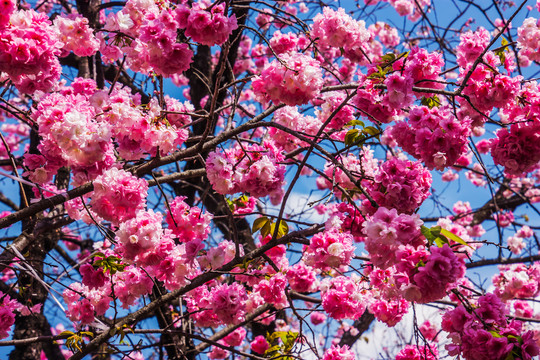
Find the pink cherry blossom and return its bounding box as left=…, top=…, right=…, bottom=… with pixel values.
left=252, top=52, right=323, bottom=106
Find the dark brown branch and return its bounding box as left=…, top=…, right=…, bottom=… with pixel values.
left=466, top=254, right=540, bottom=269
left=338, top=311, right=376, bottom=348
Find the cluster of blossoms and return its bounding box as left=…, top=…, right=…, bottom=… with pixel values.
left=395, top=345, right=438, bottom=360
left=90, top=167, right=148, bottom=225
left=0, top=119, right=29, bottom=165
left=102, top=0, right=193, bottom=77
left=311, top=7, right=370, bottom=61
left=489, top=120, right=540, bottom=177
left=364, top=157, right=432, bottom=214
left=285, top=262, right=318, bottom=293
left=53, top=14, right=100, bottom=57
left=165, top=196, right=213, bottom=243
left=210, top=283, right=248, bottom=325
left=200, top=240, right=242, bottom=270
left=391, top=105, right=472, bottom=170
left=321, top=275, right=367, bottom=320
left=71, top=231, right=200, bottom=323
left=324, top=202, right=366, bottom=241
left=268, top=106, right=322, bottom=152
left=403, top=47, right=446, bottom=94
left=207, top=328, right=247, bottom=359
left=63, top=279, right=111, bottom=324
left=492, top=264, right=540, bottom=301
left=493, top=210, right=515, bottom=228
left=460, top=56, right=521, bottom=113
left=506, top=225, right=534, bottom=255
left=250, top=335, right=270, bottom=354
left=80, top=263, right=107, bottom=290
left=254, top=272, right=289, bottom=309
left=144, top=236, right=201, bottom=291
left=518, top=17, right=540, bottom=63
left=360, top=46, right=446, bottom=114
left=451, top=201, right=474, bottom=226
left=185, top=286, right=221, bottom=327
left=0, top=0, right=15, bottom=27
left=30, top=88, right=114, bottom=184
left=267, top=30, right=304, bottom=55
left=354, top=75, right=399, bottom=124
left=0, top=292, right=20, bottom=340
left=109, top=266, right=154, bottom=309
left=206, top=140, right=286, bottom=203
left=382, top=72, right=415, bottom=110
left=442, top=293, right=539, bottom=360
left=362, top=206, right=424, bottom=268
left=436, top=217, right=480, bottom=256
left=28, top=79, right=191, bottom=185
left=321, top=345, right=355, bottom=360
left=316, top=91, right=356, bottom=130
left=310, top=6, right=401, bottom=67
left=104, top=92, right=190, bottom=161
left=0, top=9, right=62, bottom=94
left=115, top=209, right=163, bottom=262
left=455, top=27, right=491, bottom=68
left=368, top=297, right=410, bottom=327
left=176, top=1, right=238, bottom=46
left=252, top=51, right=324, bottom=106
left=455, top=27, right=521, bottom=113
left=303, top=229, right=355, bottom=270
left=185, top=282, right=252, bottom=327
left=406, top=244, right=466, bottom=303
left=492, top=80, right=540, bottom=175
left=368, top=22, right=400, bottom=48
left=64, top=264, right=156, bottom=323
left=6, top=0, right=540, bottom=357
left=363, top=207, right=467, bottom=304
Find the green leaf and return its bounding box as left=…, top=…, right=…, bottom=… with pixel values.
left=269, top=220, right=289, bottom=238
left=399, top=51, right=410, bottom=59
left=421, top=225, right=435, bottom=242
left=260, top=221, right=272, bottom=238
left=440, top=228, right=473, bottom=248
left=363, top=126, right=380, bottom=139
left=277, top=220, right=289, bottom=238
left=434, top=237, right=447, bottom=248
left=265, top=331, right=298, bottom=356
left=344, top=129, right=359, bottom=146
left=421, top=95, right=441, bottom=109
left=63, top=331, right=90, bottom=354
left=59, top=331, right=75, bottom=337
left=282, top=331, right=298, bottom=353
left=226, top=197, right=235, bottom=212
left=346, top=119, right=365, bottom=127
left=264, top=344, right=281, bottom=357
left=495, top=38, right=509, bottom=65
left=252, top=217, right=269, bottom=233
left=94, top=255, right=126, bottom=275
left=381, top=53, right=396, bottom=63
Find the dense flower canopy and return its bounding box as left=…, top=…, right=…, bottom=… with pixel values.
left=0, top=1, right=540, bottom=360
